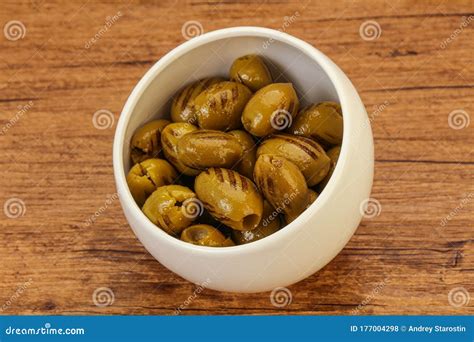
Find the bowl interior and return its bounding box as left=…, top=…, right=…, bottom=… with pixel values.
left=121, top=35, right=340, bottom=171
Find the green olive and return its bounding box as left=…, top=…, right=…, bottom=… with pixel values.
left=257, top=133, right=331, bottom=186
left=181, top=224, right=234, bottom=247
left=194, top=168, right=263, bottom=231
left=194, top=81, right=252, bottom=131
left=171, top=77, right=223, bottom=124
left=228, top=130, right=257, bottom=179
left=142, top=185, right=198, bottom=236
left=177, top=130, right=243, bottom=170
left=232, top=201, right=280, bottom=245
left=161, top=122, right=200, bottom=176
left=319, top=145, right=341, bottom=190
left=290, top=102, right=343, bottom=145
left=126, top=158, right=178, bottom=207
left=242, top=83, right=299, bottom=137
left=130, top=119, right=170, bottom=164
left=254, top=154, right=310, bottom=219
left=229, top=54, right=272, bottom=92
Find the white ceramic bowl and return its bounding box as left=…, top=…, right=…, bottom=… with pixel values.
left=113, top=27, right=374, bottom=293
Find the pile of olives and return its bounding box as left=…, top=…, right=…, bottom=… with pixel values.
left=126, top=54, right=343, bottom=247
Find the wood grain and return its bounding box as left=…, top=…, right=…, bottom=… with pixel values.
left=0, top=0, right=473, bottom=315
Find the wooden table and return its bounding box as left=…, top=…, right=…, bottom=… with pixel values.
left=1, top=0, right=473, bottom=315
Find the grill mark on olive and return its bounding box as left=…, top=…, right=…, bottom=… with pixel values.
left=227, top=169, right=237, bottom=189
left=214, top=168, right=224, bottom=182
left=221, top=90, right=228, bottom=107
left=266, top=177, right=275, bottom=199
left=231, top=86, right=238, bottom=101
left=274, top=135, right=318, bottom=160
left=239, top=175, right=249, bottom=191
left=162, top=139, right=174, bottom=151
left=209, top=96, right=217, bottom=110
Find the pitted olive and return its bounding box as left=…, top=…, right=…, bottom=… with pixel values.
left=229, top=54, right=272, bottom=92
left=257, top=133, right=330, bottom=186
left=177, top=130, right=243, bottom=170
left=232, top=201, right=281, bottom=245
left=194, top=81, right=252, bottom=131
left=171, top=77, right=223, bottom=124
left=254, top=154, right=311, bottom=219
left=181, top=224, right=234, bottom=247
left=160, top=122, right=200, bottom=176
left=142, top=185, right=198, bottom=236
left=194, top=168, right=263, bottom=231
left=126, top=158, right=178, bottom=207
left=290, top=101, right=343, bottom=145
left=130, top=119, right=170, bottom=164
left=242, top=83, right=299, bottom=137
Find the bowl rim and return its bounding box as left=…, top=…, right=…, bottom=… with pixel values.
left=113, top=26, right=354, bottom=255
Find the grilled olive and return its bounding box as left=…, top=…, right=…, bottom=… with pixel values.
left=194, top=168, right=263, bottom=231
left=181, top=224, right=234, bottom=247
left=232, top=201, right=280, bottom=245
left=284, top=189, right=318, bottom=224
left=319, top=145, right=341, bottom=189
left=242, top=83, right=299, bottom=137
left=228, top=130, right=257, bottom=179
left=130, top=119, right=170, bottom=164
left=254, top=154, right=311, bottom=219
left=161, top=122, right=200, bottom=176
left=257, top=133, right=330, bottom=186
left=194, top=81, right=252, bottom=131
left=290, top=102, right=343, bottom=145
left=171, top=77, right=223, bottom=124
left=177, top=130, right=243, bottom=170
left=142, top=185, right=197, bottom=236
left=126, top=158, right=178, bottom=207
left=229, top=54, right=272, bottom=92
